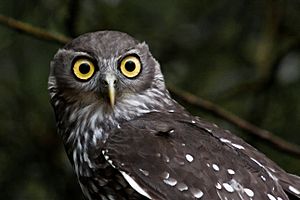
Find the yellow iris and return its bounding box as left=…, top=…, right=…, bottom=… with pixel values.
left=73, top=58, right=95, bottom=81
left=120, top=55, right=141, bottom=78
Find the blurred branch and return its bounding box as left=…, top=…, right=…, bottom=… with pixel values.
left=1, top=14, right=300, bottom=157
left=244, top=0, right=282, bottom=125
left=0, top=14, right=71, bottom=45
left=218, top=0, right=300, bottom=102
left=169, top=86, right=300, bottom=157
left=65, top=0, right=80, bottom=37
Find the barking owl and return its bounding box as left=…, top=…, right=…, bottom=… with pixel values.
left=48, top=31, right=300, bottom=200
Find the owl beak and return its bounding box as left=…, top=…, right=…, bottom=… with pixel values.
left=108, top=84, right=115, bottom=107
left=104, top=74, right=117, bottom=107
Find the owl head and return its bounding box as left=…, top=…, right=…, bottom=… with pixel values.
left=48, top=31, right=175, bottom=133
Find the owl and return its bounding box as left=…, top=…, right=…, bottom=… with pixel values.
left=48, top=31, right=300, bottom=200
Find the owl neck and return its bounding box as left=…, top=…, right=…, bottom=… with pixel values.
left=53, top=87, right=183, bottom=176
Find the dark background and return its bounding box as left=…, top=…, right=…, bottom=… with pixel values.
left=0, top=0, right=299, bottom=199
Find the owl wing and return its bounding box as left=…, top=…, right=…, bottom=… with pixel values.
left=102, top=112, right=300, bottom=200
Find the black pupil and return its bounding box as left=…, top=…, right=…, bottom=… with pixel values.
left=125, top=61, right=136, bottom=72
left=79, top=63, right=91, bottom=74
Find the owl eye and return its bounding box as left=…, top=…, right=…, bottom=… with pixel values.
left=119, top=55, right=141, bottom=78
left=72, top=58, right=95, bottom=81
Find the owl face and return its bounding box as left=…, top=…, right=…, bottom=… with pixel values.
left=49, top=31, right=163, bottom=109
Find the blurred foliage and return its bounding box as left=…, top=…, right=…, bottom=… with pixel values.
left=0, top=0, right=300, bottom=199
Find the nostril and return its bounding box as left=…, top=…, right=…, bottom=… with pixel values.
left=102, top=74, right=117, bottom=87
left=102, top=80, right=108, bottom=86
left=102, top=79, right=117, bottom=87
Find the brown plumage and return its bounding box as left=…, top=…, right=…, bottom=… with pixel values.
left=48, top=31, right=300, bottom=200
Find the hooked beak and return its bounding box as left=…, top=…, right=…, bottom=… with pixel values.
left=104, top=74, right=117, bottom=107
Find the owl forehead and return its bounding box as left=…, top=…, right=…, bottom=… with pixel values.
left=64, top=31, right=140, bottom=59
